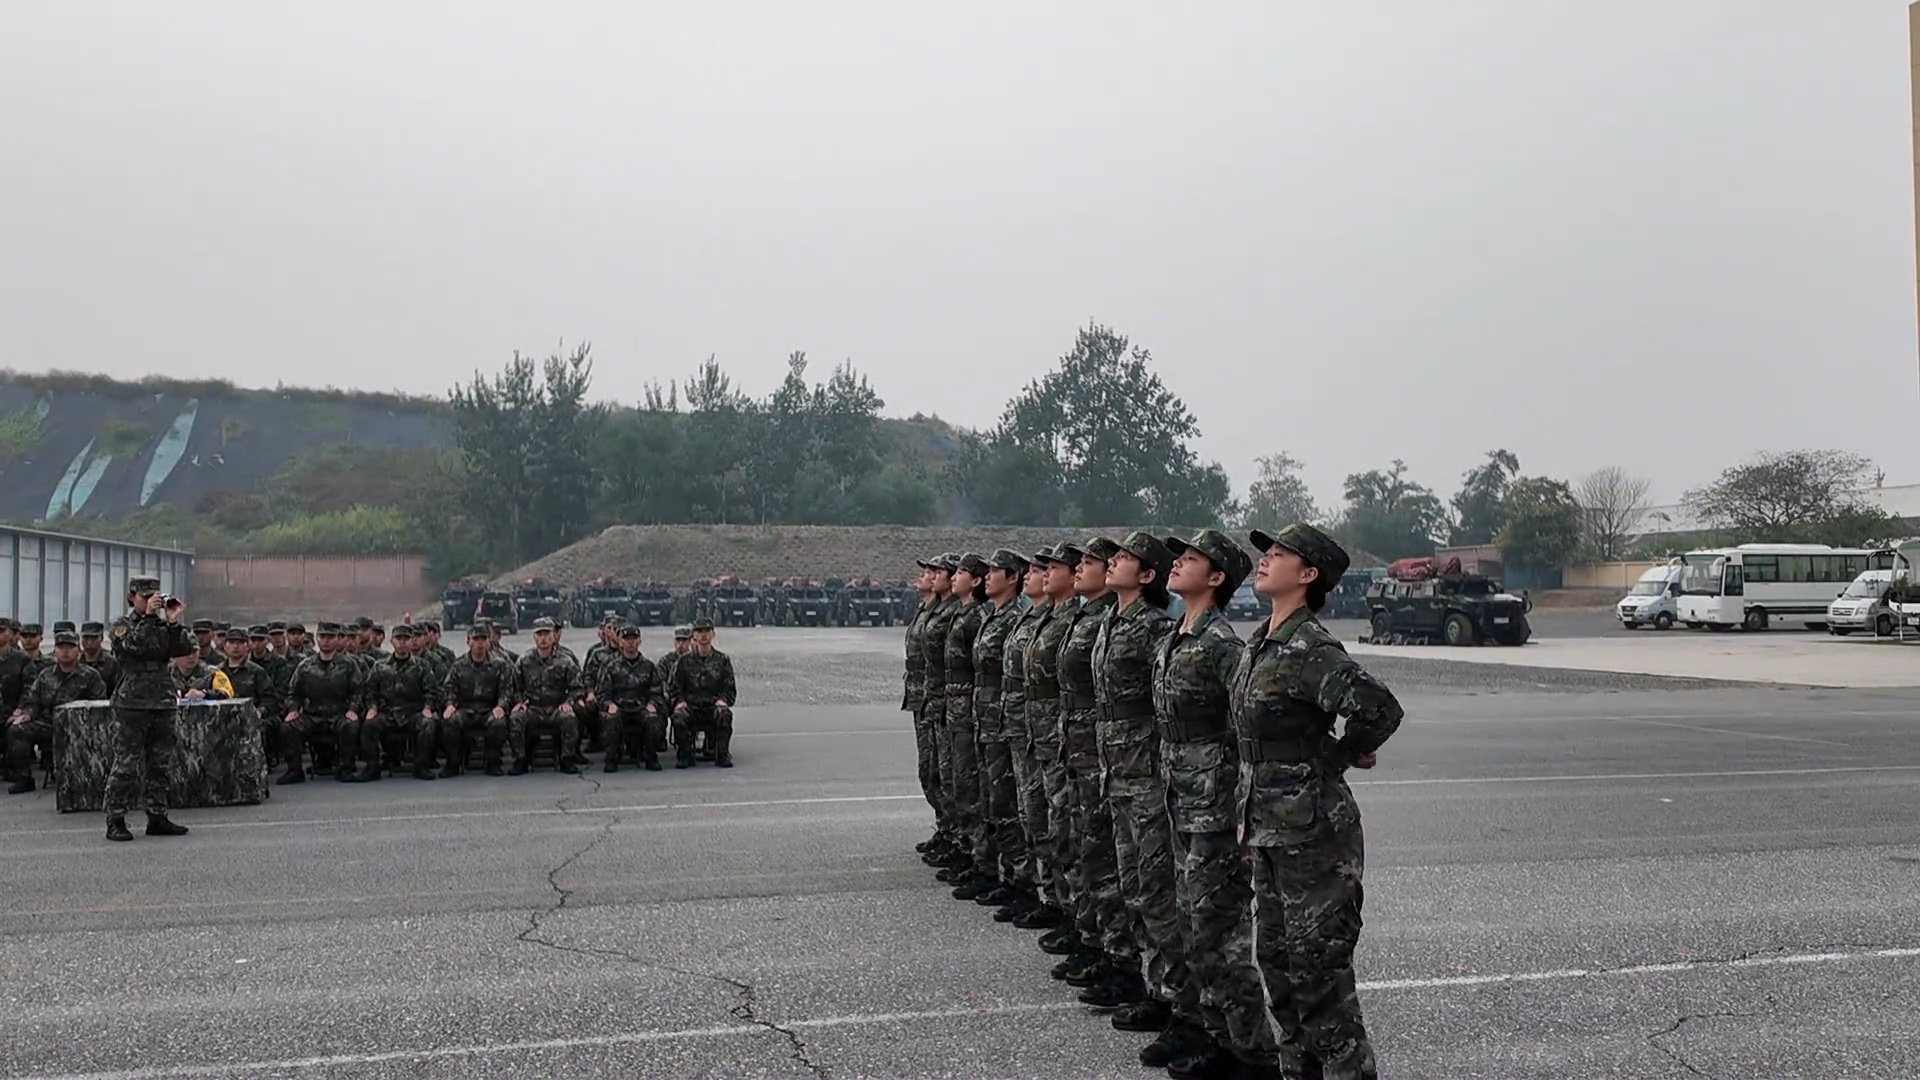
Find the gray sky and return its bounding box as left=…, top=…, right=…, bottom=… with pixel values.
left=3, top=2, right=1914, bottom=511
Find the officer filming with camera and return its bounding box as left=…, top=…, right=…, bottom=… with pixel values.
left=102, top=577, right=195, bottom=843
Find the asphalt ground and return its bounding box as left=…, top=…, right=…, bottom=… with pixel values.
left=3, top=627, right=1918, bottom=1079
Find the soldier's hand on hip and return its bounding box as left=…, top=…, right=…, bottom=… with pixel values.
left=284, top=710, right=301, bottom=724
left=491, top=707, right=505, bottom=720
left=559, top=703, right=574, bottom=717
left=715, top=699, right=730, bottom=708
left=345, top=710, right=359, bottom=722
left=1354, top=751, right=1377, bottom=769
left=442, top=705, right=455, bottom=719
left=645, top=704, right=656, bottom=714
left=365, top=708, right=379, bottom=720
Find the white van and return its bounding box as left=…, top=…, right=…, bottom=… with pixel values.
left=1827, top=569, right=1896, bottom=636
left=1617, top=565, right=1682, bottom=630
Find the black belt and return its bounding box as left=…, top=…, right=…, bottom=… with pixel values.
left=1029, top=680, right=1059, bottom=697
left=1160, top=718, right=1229, bottom=742
left=1239, top=737, right=1320, bottom=763
left=122, top=661, right=167, bottom=672
left=1062, top=691, right=1096, bottom=709
left=1103, top=700, right=1154, bottom=722
left=972, top=673, right=1000, bottom=687
left=1003, top=677, right=1024, bottom=690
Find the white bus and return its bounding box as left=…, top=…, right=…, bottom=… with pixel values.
left=1674, top=544, right=1894, bottom=631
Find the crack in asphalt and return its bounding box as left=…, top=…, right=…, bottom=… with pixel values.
left=1645, top=1005, right=1768, bottom=1079
left=514, top=769, right=829, bottom=1079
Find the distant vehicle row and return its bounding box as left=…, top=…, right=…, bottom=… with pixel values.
left=1616, top=543, right=1909, bottom=635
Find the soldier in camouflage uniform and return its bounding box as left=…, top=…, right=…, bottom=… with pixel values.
left=191, top=618, right=218, bottom=663
left=1234, top=524, right=1404, bottom=1080
left=247, top=626, right=291, bottom=764
left=580, top=616, right=619, bottom=752
left=170, top=648, right=216, bottom=698
left=210, top=628, right=280, bottom=763
left=80, top=621, right=120, bottom=695
left=916, top=555, right=966, bottom=876
left=1089, top=531, right=1184, bottom=1037
left=1052, top=538, right=1132, bottom=999
left=103, top=577, right=193, bottom=842
left=19, top=624, right=47, bottom=689
left=438, top=626, right=515, bottom=776
left=0, top=620, right=31, bottom=721
left=996, top=547, right=1054, bottom=926
left=941, top=553, right=993, bottom=898
left=1023, top=545, right=1082, bottom=948
left=597, top=624, right=666, bottom=772
left=657, top=626, right=692, bottom=704
left=970, top=548, right=1032, bottom=913
left=902, top=557, right=943, bottom=853
left=669, top=617, right=737, bottom=768
left=280, top=622, right=367, bottom=784
left=510, top=618, right=583, bottom=774
left=1151, top=529, right=1281, bottom=1079
left=7, top=630, right=108, bottom=794
left=365, top=624, right=444, bottom=780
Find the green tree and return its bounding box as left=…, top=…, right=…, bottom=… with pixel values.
left=1685, top=449, right=1904, bottom=546
left=1449, top=449, right=1520, bottom=545
left=1336, top=460, right=1448, bottom=560
left=1498, top=476, right=1586, bottom=579
left=1239, top=451, right=1323, bottom=533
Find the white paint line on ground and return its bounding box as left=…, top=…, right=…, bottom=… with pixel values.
left=21, top=946, right=1920, bottom=1080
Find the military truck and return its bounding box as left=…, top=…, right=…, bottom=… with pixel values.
left=1362, top=556, right=1531, bottom=646
left=567, top=579, right=634, bottom=628
left=838, top=578, right=895, bottom=627
left=510, top=579, right=566, bottom=630
left=440, top=579, right=488, bottom=630
left=787, top=581, right=836, bottom=626
left=474, top=589, right=519, bottom=634
left=631, top=581, right=677, bottom=626
left=887, top=582, right=920, bottom=624
left=695, top=577, right=758, bottom=627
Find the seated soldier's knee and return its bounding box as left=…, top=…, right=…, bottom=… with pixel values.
left=714, top=705, right=734, bottom=730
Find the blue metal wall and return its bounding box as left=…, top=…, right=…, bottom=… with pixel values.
left=0, top=526, right=191, bottom=626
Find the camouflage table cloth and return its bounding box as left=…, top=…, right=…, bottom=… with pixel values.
left=53, top=699, right=273, bottom=814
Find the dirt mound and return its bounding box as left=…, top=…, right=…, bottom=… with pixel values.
left=497, top=524, right=1160, bottom=587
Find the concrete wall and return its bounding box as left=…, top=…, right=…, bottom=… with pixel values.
left=0, top=525, right=192, bottom=625
left=1564, top=560, right=1668, bottom=591
left=192, top=554, right=437, bottom=622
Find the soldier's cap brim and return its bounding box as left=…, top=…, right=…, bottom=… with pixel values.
left=1247, top=529, right=1290, bottom=557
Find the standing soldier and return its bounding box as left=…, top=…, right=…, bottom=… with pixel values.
left=917, top=556, right=965, bottom=875
left=1235, top=524, right=1404, bottom=1080
left=102, top=578, right=193, bottom=842
left=364, top=624, right=444, bottom=779
left=438, top=626, right=516, bottom=776
left=7, top=629, right=108, bottom=795
left=970, top=549, right=1031, bottom=914
left=902, top=558, right=942, bottom=855
left=1023, top=545, right=1081, bottom=948
left=1153, top=530, right=1277, bottom=1078
left=79, top=621, right=121, bottom=695
left=995, top=548, right=1051, bottom=923
left=597, top=624, right=666, bottom=772
left=191, top=618, right=218, bottom=663
left=941, top=553, right=992, bottom=900
left=510, top=618, right=583, bottom=774
left=280, top=622, right=367, bottom=784
left=669, top=618, right=737, bottom=768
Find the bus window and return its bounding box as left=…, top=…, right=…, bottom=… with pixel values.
left=1724, top=564, right=1744, bottom=596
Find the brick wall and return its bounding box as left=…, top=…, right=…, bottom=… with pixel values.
left=193, top=554, right=438, bottom=622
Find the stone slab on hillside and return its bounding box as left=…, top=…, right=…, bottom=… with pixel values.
left=498, top=524, right=1151, bottom=586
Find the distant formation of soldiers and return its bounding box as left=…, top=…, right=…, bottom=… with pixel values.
left=438, top=575, right=921, bottom=633
left=903, top=525, right=1405, bottom=1080
left=3, top=610, right=742, bottom=802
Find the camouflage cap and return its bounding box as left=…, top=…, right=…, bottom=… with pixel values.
left=190, top=619, right=215, bottom=632
left=222, top=628, right=249, bottom=643
left=129, top=575, right=161, bottom=593
left=316, top=621, right=344, bottom=635
left=389, top=623, right=415, bottom=639
left=81, top=621, right=106, bottom=636
left=286, top=622, right=307, bottom=635
left=422, top=620, right=441, bottom=632
left=1166, top=529, right=1254, bottom=590
left=215, top=621, right=232, bottom=632
left=954, top=552, right=991, bottom=578
left=1029, top=545, right=1056, bottom=565
left=52, top=630, right=80, bottom=647
left=467, top=625, right=491, bottom=640
left=1083, top=536, right=1122, bottom=562
left=914, top=553, right=947, bottom=571
left=52, top=620, right=76, bottom=634
left=248, top=624, right=270, bottom=639
left=20, top=623, right=42, bottom=636
left=355, top=616, right=374, bottom=629
left=0, top=618, right=16, bottom=632
left=988, top=548, right=1030, bottom=575
left=673, top=626, right=693, bottom=640
left=532, top=617, right=558, bottom=631
left=1052, top=541, right=1086, bottom=566
left=601, top=612, right=620, bottom=627
left=1115, top=531, right=1175, bottom=581
left=691, top=617, right=715, bottom=632
left=618, top=624, right=642, bottom=638
left=1250, top=522, right=1351, bottom=588
left=267, top=621, right=287, bottom=634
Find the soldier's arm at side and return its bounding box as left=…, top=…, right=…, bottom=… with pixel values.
left=1304, top=641, right=1404, bottom=761
left=719, top=655, right=737, bottom=706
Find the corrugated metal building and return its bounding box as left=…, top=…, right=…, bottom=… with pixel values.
left=0, top=525, right=191, bottom=626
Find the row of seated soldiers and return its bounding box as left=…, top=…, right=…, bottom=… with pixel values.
left=2, top=613, right=738, bottom=793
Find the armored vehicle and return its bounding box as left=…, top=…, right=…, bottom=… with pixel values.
left=787, top=582, right=836, bottom=627
left=567, top=579, right=634, bottom=628
left=510, top=579, right=566, bottom=630
left=1363, top=556, right=1530, bottom=646
left=631, top=581, right=677, bottom=626
left=1324, top=567, right=1386, bottom=621
left=838, top=578, right=895, bottom=627
left=695, top=577, right=758, bottom=627
left=440, top=579, right=487, bottom=630
left=474, top=590, right=519, bottom=634
left=887, top=582, right=920, bottom=624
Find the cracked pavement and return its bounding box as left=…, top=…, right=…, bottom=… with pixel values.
left=2, top=625, right=1919, bottom=1078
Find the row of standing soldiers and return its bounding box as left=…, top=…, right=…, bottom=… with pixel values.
left=903, top=524, right=1404, bottom=1080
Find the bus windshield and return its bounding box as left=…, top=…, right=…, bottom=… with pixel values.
left=1678, top=558, right=1724, bottom=596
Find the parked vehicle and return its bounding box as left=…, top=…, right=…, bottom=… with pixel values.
left=1364, top=556, right=1531, bottom=646
left=1225, top=582, right=1267, bottom=620
left=1616, top=564, right=1683, bottom=630
left=1827, top=569, right=1898, bottom=637
left=1675, top=544, right=1893, bottom=631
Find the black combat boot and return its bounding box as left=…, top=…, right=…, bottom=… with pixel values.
left=676, top=748, right=695, bottom=768
left=1060, top=952, right=1111, bottom=986
left=1140, top=1021, right=1206, bottom=1068
left=643, top=753, right=662, bottom=771
left=485, top=762, right=505, bottom=777
left=1164, top=1038, right=1238, bottom=1079
left=509, top=760, right=530, bottom=776
left=1038, top=927, right=1080, bottom=955
left=355, top=763, right=382, bottom=782
left=1110, top=999, right=1171, bottom=1032
left=604, top=760, right=620, bottom=773
left=7, top=776, right=34, bottom=795
left=1077, top=973, right=1136, bottom=1011
left=951, top=874, right=994, bottom=901
left=1012, top=903, right=1062, bottom=930
left=559, top=760, right=579, bottom=775
left=106, top=815, right=133, bottom=842
left=413, top=765, right=437, bottom=780
left=145, top=813, right=189, bottom=837
left=277, top=767, right=306, bottom=785
left=438, top=762, right=460, bottom=779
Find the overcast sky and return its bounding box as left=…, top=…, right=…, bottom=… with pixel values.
left=3, top=2, right=1914, bottom=510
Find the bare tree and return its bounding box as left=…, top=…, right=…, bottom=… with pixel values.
left=1575, top=466, right=1651, bottom=560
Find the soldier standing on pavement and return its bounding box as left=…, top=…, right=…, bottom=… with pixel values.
left=998, top=548, right=1055, bottom=927
left=364, top=624, right=444, bottom=779
left=7, top=630, right=108, bottom=795
left=102, top=577, right=193, bottom=842
left=669, top=617, right=737, bottom=768
left=1234, top=524, right=1404, bottom=1080
left=941, top=554, right=993, bottom=900
left=970, top=549, right=1032, bottom=915
left=439, top=626, right=515, bottom=776
left=279, top=622, right=366, bottom=785
left=597, top=624, right=666, bottom=772
left=511, top=618, right=583, bottom=774
left=1023, top=545, right=1082, bottom=951
left=917, top=555, right=965, bottom=875
left=902, top=558, right=942, bottom=854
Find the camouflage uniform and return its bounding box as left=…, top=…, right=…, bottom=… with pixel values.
left=7, top=648, right=108, bottom=789
left=596, top=635, right=666, bottom=771
left=103, top=591, right=193, bottom=822
left=169, top=657, right=216, bottom=697
left=1057, top=580, right=1125, bottom=959
left=670, top=625, right=737, bottom=767
left=1090, top=532, right=1183, bottom=1018
left=941, top=576, right=991, bottom=879
left=1001, top=585, right=1050, bottom=899
left=970, top=557, right=1030, bottom=888
left=283, top=640, right=367, bottom=781
left=917, top=581, right=963, bottom=842
left=1154, top=530, right=1277, bottom=1071
left=512, top=632, right=585, bottom=772
left=1233, top=525, right=1405, bottom=1080
left=0, top=643, right=30, bottom=719
left=215, top=647, right=280, bottom=765
left=366, top=635, right=443, bottom=778
left=901, top=571, right=941, bottom=829
left=1023, top=585, right=1079, bottom=919
left=79, top=624, right=121, bottom=696
left=440, top=641, right=516, bottom=776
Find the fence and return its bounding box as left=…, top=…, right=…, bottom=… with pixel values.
left=191, top=554, right=437, bottom=621
left=1562, top=560, right=1668, bottom=591
left=0, top=525, right=192, bottom=625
